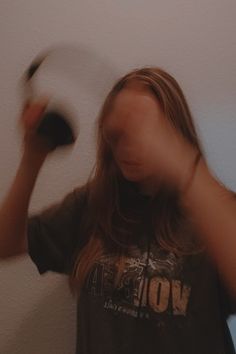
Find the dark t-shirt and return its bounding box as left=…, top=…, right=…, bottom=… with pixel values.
left=27, top=185, right=236, bottom=354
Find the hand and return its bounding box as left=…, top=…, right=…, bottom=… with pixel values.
left=18, top=97, right=56, bottom=157
left=142, top=113, right=199, bottom=193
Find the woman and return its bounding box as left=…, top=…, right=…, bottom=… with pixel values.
left=1, top=67, right=236, bottom=353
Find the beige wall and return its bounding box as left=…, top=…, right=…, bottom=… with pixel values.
left=0, top=0, right=236, bottom=352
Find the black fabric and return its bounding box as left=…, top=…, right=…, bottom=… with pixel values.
left=75, top=246, right=236, bottom=354
left=27, top=185, right=236, bottom=354
left=217, top=275, right=236, bottom=354
left=218, top=277, right=236, bottom=318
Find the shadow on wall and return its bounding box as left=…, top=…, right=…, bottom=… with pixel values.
left=2, top=280, right=77, bottom=354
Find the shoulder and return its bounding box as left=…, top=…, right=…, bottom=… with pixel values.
left=72, top=184, right=90, bottom=208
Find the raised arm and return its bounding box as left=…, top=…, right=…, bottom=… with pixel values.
left=0, top=99, right=54, bottom=258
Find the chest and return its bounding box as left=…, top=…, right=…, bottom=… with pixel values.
left=84, top=243, right=217, bottom=320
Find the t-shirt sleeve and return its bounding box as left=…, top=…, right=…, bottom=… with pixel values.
left=217, top=191, right=236, bottom=317
left=218, top=273, right=236, bottom=317
left=27, top=186, right=87, bottom=275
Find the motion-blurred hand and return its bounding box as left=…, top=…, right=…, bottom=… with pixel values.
left=19, top=97, right=56, bottom=157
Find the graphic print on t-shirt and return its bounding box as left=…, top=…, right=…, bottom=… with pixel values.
left=86, top=243, right=192, bottom=320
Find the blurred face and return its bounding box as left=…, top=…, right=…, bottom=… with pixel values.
left=102, top=81, right=165, bottom=194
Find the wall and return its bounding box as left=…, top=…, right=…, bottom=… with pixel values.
left=0, top=0, right=236, bottom=352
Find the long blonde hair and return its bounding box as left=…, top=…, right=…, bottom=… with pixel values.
left=68, top=66, right=206, bottom=296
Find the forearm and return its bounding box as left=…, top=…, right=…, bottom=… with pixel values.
left=180, top=158, right=236, bottom=296
left=0, top=151, right=46, bottom=257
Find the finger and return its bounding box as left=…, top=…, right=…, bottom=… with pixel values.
left=22, top=97, right=49, bottom=130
